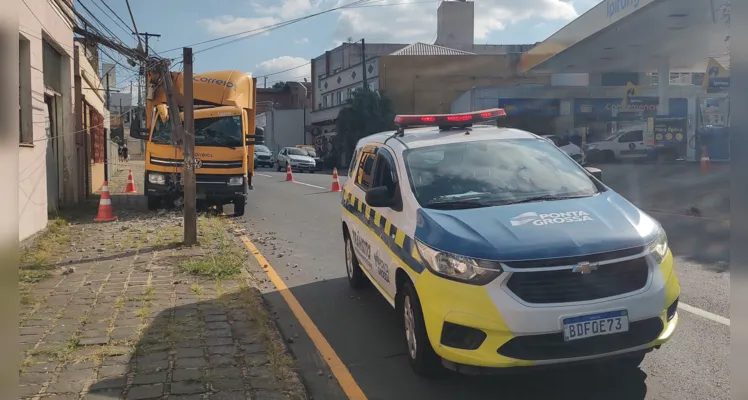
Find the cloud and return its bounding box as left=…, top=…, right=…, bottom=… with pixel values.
left=295, top=37, right=310, bottom=44
left=197, top=15, right=279, bottom=36
left=250, top=56, right=311, bottom=85
left=330, top=0, right=583, bottom=44
left=252, top=0, right=316, bottom=19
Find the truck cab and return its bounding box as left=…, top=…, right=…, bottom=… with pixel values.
left=132, top=70, right=262, bottom=215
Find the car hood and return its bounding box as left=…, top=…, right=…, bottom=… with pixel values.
left=288, top=155, right=315, bottom=163
left=255, top=151, right=272, bottom=156
left=414, top=191, right=659, bottom=261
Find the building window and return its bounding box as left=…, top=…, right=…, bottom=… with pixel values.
left=337, top=91, right=342, bottom=105
left=317, top=74, right=324, bottom=88
left=19, top=35, right=32, bottom=145
left=323, top=95, right=328, bottom=108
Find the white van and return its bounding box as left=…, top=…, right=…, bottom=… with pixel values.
left=584, top=124, right=649, bottom=162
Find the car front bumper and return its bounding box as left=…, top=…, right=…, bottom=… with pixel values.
left=413, top=251, right=680, bottom=370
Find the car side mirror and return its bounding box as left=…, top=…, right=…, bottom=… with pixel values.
left=365, top=186, right=396, bottom=208
left=585, top=167, right=602, bottom=181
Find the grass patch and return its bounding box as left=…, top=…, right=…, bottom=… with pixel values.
left=20, top=218, right=71, bottom=267
left=190, top=283, right=202, bottom=296
left=178, top=216, right=244, bottom=279
left=28, top=338, right=82, bottom=363
left=235, top=283, right=305, bottom=399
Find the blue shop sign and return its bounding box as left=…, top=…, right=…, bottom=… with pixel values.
left=497, top=99, right=560, bottom=117
left=574, top=98, right=687, bottom=118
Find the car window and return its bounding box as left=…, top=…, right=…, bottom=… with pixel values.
left=372, top=149, right=397, bottom=198
left=287, top=148, right=307, bottom=156
left=356, top=150, right=376, bottom=189
left=255, top=145, right=270, bottom=153
left=618, top=130, right=643, bottom=143
left=349, top=148, right=361, bottom=178
left=404, top=138, right=599, bottom=207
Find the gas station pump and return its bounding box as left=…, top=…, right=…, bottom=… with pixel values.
left=694, top=96, right=731, bottom=162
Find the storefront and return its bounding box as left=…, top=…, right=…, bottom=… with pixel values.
left=574, top=97, right=688, bottom=141
left=497, top=98, right=560, bottom=134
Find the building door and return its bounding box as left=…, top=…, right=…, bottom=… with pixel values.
left=45, top=94, right=59, bottom=213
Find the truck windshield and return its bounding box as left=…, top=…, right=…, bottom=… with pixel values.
left=151, top=115, right=243, bottom=148
left=404, top=138, right=599, bottom=208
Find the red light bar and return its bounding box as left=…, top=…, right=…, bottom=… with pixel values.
left=394, top=108, right=506, bottom=127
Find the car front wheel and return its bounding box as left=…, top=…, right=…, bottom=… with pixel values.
left=400, top=281, right=445, bottom=378
left=344, top=233, right=367, bottom=288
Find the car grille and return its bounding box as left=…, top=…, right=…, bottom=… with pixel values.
left=256, top=155, right=271, bottom=161
left=505, top=256, right=650, bottom=304
left=497, top=317, right=663, bottom=360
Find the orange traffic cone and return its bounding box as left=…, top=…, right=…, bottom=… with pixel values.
left=124, top=169, right=137, bottom=193
left=286, top=164, right=294, bottom=182
left=94, top=181, right=118, bottom=222
left=700, top=145, right=711, bottom=171
left=330, top=168, right=342, bottom=192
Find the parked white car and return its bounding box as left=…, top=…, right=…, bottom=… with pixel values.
left=541, top=135, right=586, bottom=165
left=276, top=146, right=317, bottom=172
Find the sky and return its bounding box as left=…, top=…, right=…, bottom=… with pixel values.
left=86, top=0, right=600, bottom=94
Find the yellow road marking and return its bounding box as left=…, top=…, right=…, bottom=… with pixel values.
left=229, top=221, right=368, bottom=400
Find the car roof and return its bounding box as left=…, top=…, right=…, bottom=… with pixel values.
left=356, top=124, right=541, bottom=151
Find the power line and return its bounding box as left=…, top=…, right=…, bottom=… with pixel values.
left=96, top=0, right=135, bottom=36
left=161, top=0, right=377, bottom=55
left=87, top=0, right=133, bottom=40
left=256, top=62, right=311, bottom=78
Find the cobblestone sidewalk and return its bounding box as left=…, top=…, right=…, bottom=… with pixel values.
left=19, top=162, right=306, bottom=400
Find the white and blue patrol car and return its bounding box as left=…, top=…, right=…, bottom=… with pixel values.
left=339, top=109, right=679, bottom=377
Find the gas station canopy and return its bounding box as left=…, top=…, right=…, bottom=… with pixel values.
left=521, top=0, right=730, bottom=74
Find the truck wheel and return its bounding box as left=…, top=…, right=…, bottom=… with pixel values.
left=400, top=281, right=446, bottom=378
left=603, top=150, right=616, bottom=162
left=147, top=195, right=161, bottom=211
left=234, top=196, right=246, bottom=217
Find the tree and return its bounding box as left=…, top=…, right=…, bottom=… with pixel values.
left=272, top=81, right=289, bottom=89
left=335, top=89, right=396, bottom=158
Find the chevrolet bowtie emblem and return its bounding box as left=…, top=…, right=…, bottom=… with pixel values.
left=572, top=262, right=598, bottom=274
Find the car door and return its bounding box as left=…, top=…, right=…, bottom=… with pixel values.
left=364, top=146, right=403, bottom=297
left=277, top=148, right=287, bottom=167
left=343, top=145, right=393, bottom=296
left=617, top=129, right=646, bottom=158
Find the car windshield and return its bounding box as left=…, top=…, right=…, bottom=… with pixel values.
left=287, top=148, right=307, bottom=156
left=404, top=138, right=599, bottom=208
left=255, top=145, right=271, bottom=153
left=151, top=115, right=243, bottom=148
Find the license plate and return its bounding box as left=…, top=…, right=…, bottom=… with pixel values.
left=562, top=310, right=629, bottom=341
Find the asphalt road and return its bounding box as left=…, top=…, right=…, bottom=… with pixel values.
left=239, top=168, right=730, bottom=400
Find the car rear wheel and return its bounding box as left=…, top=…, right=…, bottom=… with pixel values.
left=400, top=281, right=445, bottom=378
left=344, top=234, right=366, bottom=289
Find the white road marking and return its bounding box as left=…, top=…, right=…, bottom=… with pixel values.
left=293, top=180, right=326, bottom=190
left=679, top=302, right=730, bottom=326
left=255, top=172, right=328, bottom=189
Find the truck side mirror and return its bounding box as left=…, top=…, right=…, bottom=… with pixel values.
left=129, top=115, right=149, bottom=140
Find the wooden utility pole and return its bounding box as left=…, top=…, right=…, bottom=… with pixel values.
left=182, top=47, right=197, bottom=246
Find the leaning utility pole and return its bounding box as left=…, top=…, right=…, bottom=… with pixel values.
left=182, top=47, right=197, bottom=246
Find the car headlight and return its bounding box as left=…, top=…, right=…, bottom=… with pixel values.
left=148, top=173, right=165, bottom=185
left=585, top=144, right=597, bottom=151
left=415, top=240, right=503, bottom=285
left=227, top=176, right=244, bottom=186
left=648, top=226, right=669, bottom=264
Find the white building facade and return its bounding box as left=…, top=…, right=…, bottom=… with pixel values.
left=19, top=0, right=77, bottom=240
